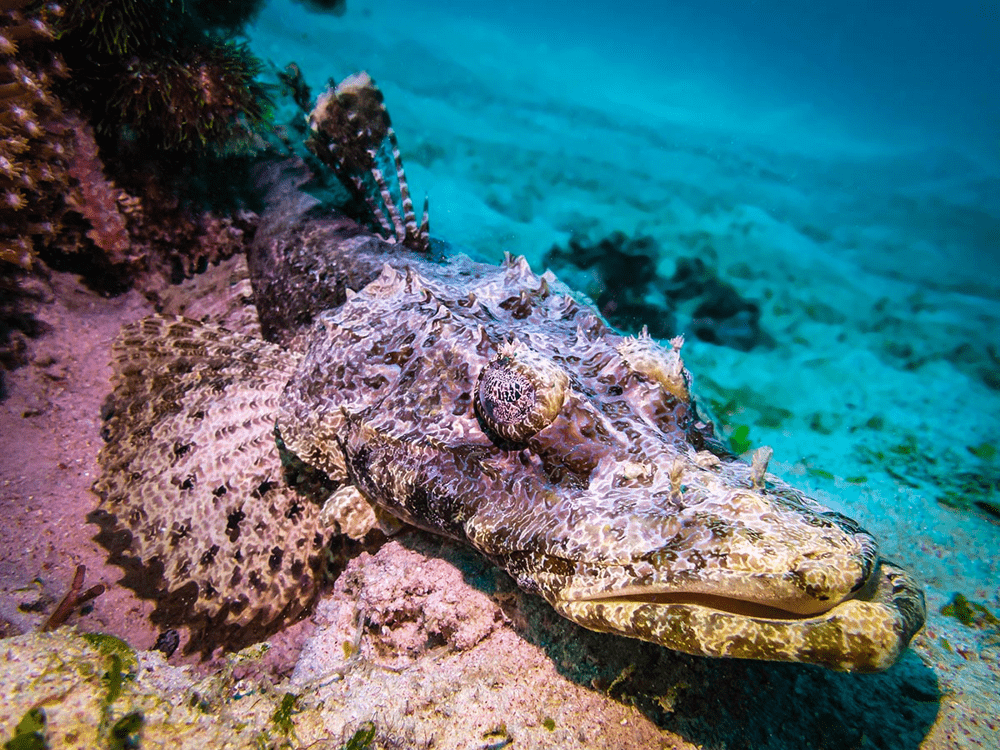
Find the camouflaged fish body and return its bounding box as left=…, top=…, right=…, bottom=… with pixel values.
left=260, top=216, right=923, bottom=672
left=94, top=74, right=924, bottom=669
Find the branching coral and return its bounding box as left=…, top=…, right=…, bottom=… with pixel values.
left=107, top=39, right=270, bottom=152
left=1, top=0, right=273, bottom=277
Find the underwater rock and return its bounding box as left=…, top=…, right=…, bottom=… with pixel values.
left=294, top=0, right=347, bottom=14
left=545, top=232, right=770, bottom=350
left=545, top=232, right=675, bottom=338
left=0, top=629, right=321, bottom=748
left=294, top=540, right=504, bottom=680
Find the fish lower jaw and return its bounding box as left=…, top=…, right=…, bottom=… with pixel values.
left=551, top=560, right=925, bottom=672
left=554, top=568, right=869, bottom=619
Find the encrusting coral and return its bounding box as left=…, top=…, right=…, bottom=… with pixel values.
left=62, top=114, right=131, bottom=267
left=0, top=0, right=74, bottom=394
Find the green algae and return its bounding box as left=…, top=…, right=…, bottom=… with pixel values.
left=88, top=638, right=140, bottom=741
left=481, top=723, right=512, bottom=750
left=940, top=593, right=1000, bottom=630
left=542, top=717, right=556, bottom=731
left=703, top=381, right=794, bottom=431
left=805, top=467, right=835, bottom=481
left=271, top=693, right=300, bottom=739
left=967, top=442, right=997, bottom=461
left=483, top=724, right=510, bottom=740
left=863, top=415, right=885, bottom=431
left=104, top=653, right=127, bottom=706
left=107, top=713, right=143, bottom=750
left=808, top=412, right=836, bottom=435
left=79, top=633, right=138, bottom=674
left=974, top=499, right=1000, bottom=519
left=853, top=429, right=1000, bottom=515
left=3, top=708, right=48, bottom=750
left=0, top=631, right=341, bottom=748
left=342, top=722, right=376, bottom=750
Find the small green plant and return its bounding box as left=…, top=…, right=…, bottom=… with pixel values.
left=3, top=708, right=48, bottom=750
left=342, top=722, right=376, bottom=750
left=727, top=424, right=752, bottom=454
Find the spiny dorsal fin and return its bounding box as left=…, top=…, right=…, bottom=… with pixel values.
left=370, top=154, right=407, bottom=244
left=418, top=194, right=430, bottom=248
left=307, top=71, right=430, bottom=254
left=347, top=171, right=396, bottom=239
left=388, top=125, right=430, bottom=253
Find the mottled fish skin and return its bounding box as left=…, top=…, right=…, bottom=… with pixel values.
left=252, top=200, right=924, bottom=672
left=95, top=198, right=924, bottom=668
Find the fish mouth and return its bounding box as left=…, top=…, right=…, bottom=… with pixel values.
left=552, top=559, right=925, bottom=672
left=559, top=555, right=884, bottom=620
left=568, top=590, right=848, bottom=621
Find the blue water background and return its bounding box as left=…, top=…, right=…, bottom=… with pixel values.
left=443, top=0, right=999, bottom=157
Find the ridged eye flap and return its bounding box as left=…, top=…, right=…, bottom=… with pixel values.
left=475, top=340, right=568, bottom=444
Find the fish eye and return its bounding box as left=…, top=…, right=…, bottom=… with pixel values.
left=475, top=342, right=568, bottom=444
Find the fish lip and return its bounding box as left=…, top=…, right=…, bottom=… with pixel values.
left=552, top=559, right=926, bottom=671
left=554, top=550, right=883, bottom=620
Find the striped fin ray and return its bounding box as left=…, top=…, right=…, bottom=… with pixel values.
left=388, top=125, right=430, bottom=253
